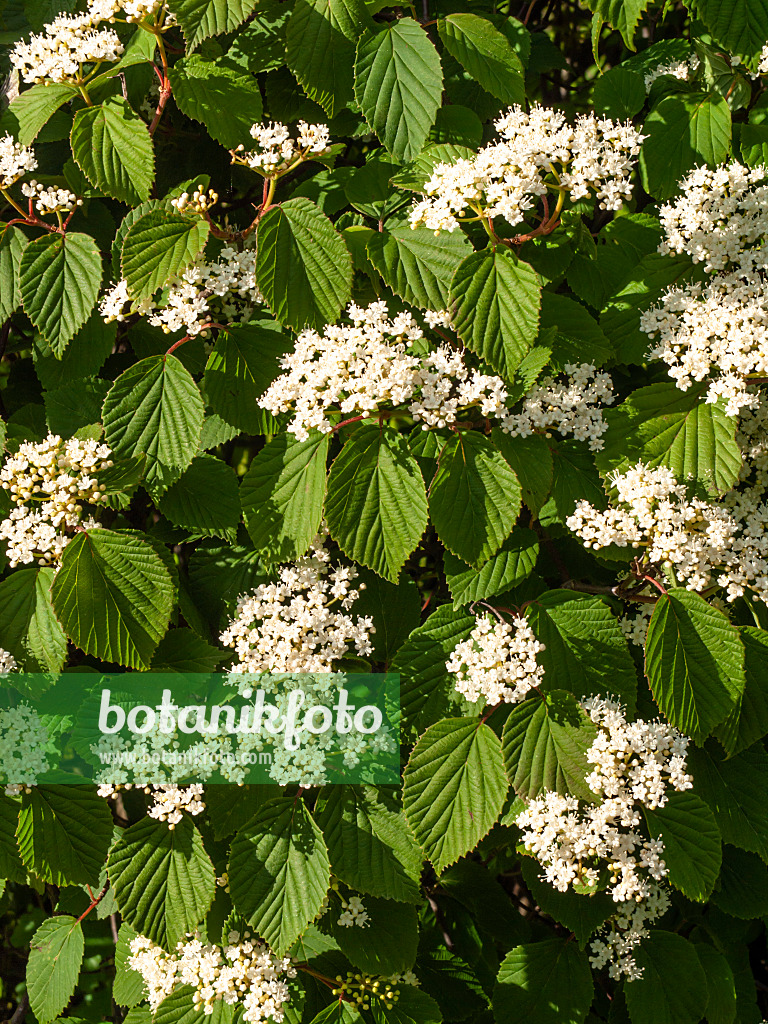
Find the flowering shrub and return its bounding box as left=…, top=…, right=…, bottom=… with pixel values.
left=1, top=0, right=768, bottom=1023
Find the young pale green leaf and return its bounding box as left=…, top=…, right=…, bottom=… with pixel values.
left=71, top=97, right=154, bottom=205
left=355, top=18, right=443, bottom=162
left=624, top=931, right=708, bottom=1024
left=0, top=567, right=67, bottom=673
left=492, top=939, right=594, bottom=1024
left=438, top=14, right=524, bottom=105
left=16, top=785, right=113, bottom=886
left=158, top=455, right=240, bottom=538
left=595, top=382, right=741, bottom=497
left=450, top=248, right=541, bottom=377
left=315, top=786, right=423, bottom=903
left=688, top=0, right=768, bottom=61
left=103, top=353, right=205, bottom=495
left=526, top=591, right=638, bottom=712
left=643, top=790, right=722, bottom=901
left=228, top=797, right=331, bottom=955
left=716, top=626, right=768, bottom=755
left=428, top=431, right=521, bottom=568
left=121, top=209, right=209, bottom=301
left=51, top=529, right=174, bottom=669
left=109, top=816, right=216, bottom=949
left=286, top=0, right=373, bottom=117
left=519, top=857, right=614, bottom=948
left=167, top=55, right=263, bottom=148
left=367, top=225, right=472, bottom=310
left=27, top=915, right=84, bottom=1024
left=687, top=745, right=768, bottom=863
left=240, top=431, right=329, bottom=563
left=256, top=197, right=352, bottom=331
left=640, top=92, right=731, bottom=199
left=444, top=527, right=539, bottom=607
left=167, top=0, right=258, bottom=49
left=203, top=320, right=289, bottom=435
left=1, top=82, right=74, bottom=144
left=19, top=232, right=101, bottom=356
left=0, top=224, right=25, bottom=322
left=325, top=426, right=428, bottom=582
left=645, top=589, right=745, bottom=743
left=403, top=717, right=508, bottom=873
left=501, top=690, right=598, bottom=802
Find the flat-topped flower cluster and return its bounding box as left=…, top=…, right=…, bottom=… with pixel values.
left=409, top=104, right=645, bottom=235
left=233, top=121, right=332, bottom=177
left=519, top=696, right=692, bottom=980
left=446, top=614, right=545, bottom=707
left=0, top=703, right=50, bottom=795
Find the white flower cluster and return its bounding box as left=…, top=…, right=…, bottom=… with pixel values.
left=409, top=104, right=644, bottom=234
left=90, top=0, right=174, bottom=23
left=220, top=533, right=374, bottom=674
left=643, top=53, right=699, bottom=91
left=260, top=301, right=508, bottom=442
left=617, top=605, right=653, bottom=647
left=234, top=121, right=332, bottom=176
left=337, top=894, right=370, bottom=928
left=98, top=782, right=206, bottom=828
left=128, top=931, right=296, bottom=1021
left=0, top=703, right=50, bottom=795
left=446, top=614, right=545, bottom=708
left=658, top=163, right=768, bottom=273
left=500, top=363, right=614, bottom=451
left=21, top=180, right=81, bottom=215
left=10, top=10, right=123, bottom=84
left=567, top=462, right=768, bottom=604
left=519, top=697, right=692, bottom=979
left=0, top=649, right=17, bottom=676
left=101, top=245, right=261, bottom=338
left=0, top=134, right=37, bottom=189
left=0, top=434, right=112, bottom=567
left=759, top=44, right=768, bottom=75
left=171, top=186, right=219, bottom=215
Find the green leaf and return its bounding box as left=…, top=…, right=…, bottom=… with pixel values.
left=491, top=431, right=553, bottom=516
left=688, top=0, right=768, bottom=61
left=450, top=248, right=541, bottom=377
left=624, top=931, right=708, bottom=1024
left=645, top=589, right=745, bottom=743
left=402, top=717, right=508, bottom=872
left=286, top=0, right=373, bottom=117
left=109, top=816, right=216, bottom=949
left=121, top=209, right=210, bottom=301
left=331, top=896, right=419, bottom=975
left=0, top=793, right=24, bottom=884
left=526, top=591, right=638, bottom=713
left=640, top=92, right=732, bottom=200
left=1, top=82, right=74, bottom=145
left=203, top=320, right=289, bottom=435
left=595, top=382, right=741, bottom=497
left=519, top=857, right=614, bottom=948
left=355, top=18, right=443, bottom=162
left=428, top=431, right=521, bottom=568
left=27, top=915, right=84, bottom=1024
left=438, top=14, right=524, bottom=105
left=158, top=455, right=240, bottom=538
left=326, top=426, right=428, bottom=582
left=539, top=291, right=612, bottom=368
left=354, top=569, right=421, bottom=664
left=493, top=939, right=594, bottom=1024
left=228, top=797, right=331, bottom=956
left=738, top=123, right=768, bottom=168
left=643, top=790, right=722, bottom=901
left=593, top=66, right=646, bottom=119
left=256, top=197, right=352, bottom=331
left=0, top=224, right=26, bottom=322
left=711, top=846, right=768, bottom=920
left=391, top=143, right=475, bottom=192
left=227, top=2, right=291, bottom=73
left=167, top=0, right=258, bottom=49
left=315, top=786, right=423, bottom=903
left=716, top=626, right=768, bottom=755
left=17, top=785, right=113, bottom=886
left=114, top=923, right=146, bottom=1009
left=582, top=0, right=651, bottom=49
left=168, top=55, right=263, bottom=148
left=51, top=529, right=174, bottom=669
left=367, top=225, right=472, bottom=310
left=372, top=988, right=442, bottom=1024
left=103, top=353, right=205, bottom=495
left=444, top=527, right=538, bottom=607
left=150, top=627, right=224, bottom=671
left=687, top=745, right=768, bottom=863
left=694, top=943, right=738, bottom=1024
left=71, top=97, right=154, bottom=205
left=240, top=431, right=329, bottom=563
left=44, top=376, right=110, bottom=436
left=154, top=986, right=235, bottom=1024
left=501, top=690, right=598, bottom=801
left=0, top=567, right=67, bottom=673
left=19, top=232, right=101, bottom=356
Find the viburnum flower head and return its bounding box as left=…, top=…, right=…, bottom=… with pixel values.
left=446, top=613, right=545, bottom=707
left=0, top=135, right=37, bottom=189
left=234, top=121, right=332, bottom=176
left=409, top=103, right=645, bottom=234
left=10, top=11, right=124, bottom=84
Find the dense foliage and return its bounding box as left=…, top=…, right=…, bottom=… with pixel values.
left=2, top=0, right=768, bottom=1022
